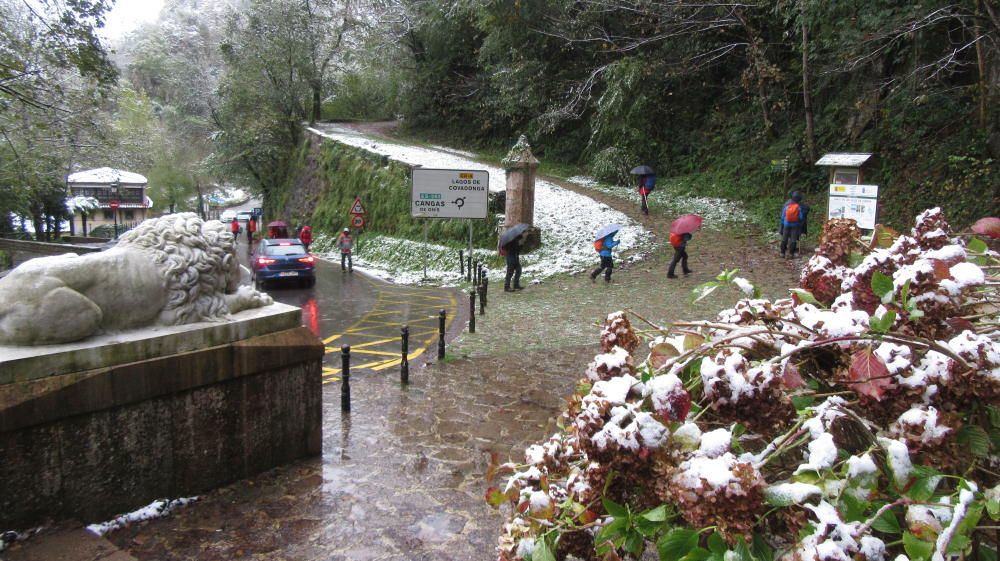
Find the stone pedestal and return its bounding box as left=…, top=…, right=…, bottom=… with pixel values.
left=502, top=135, right=542, bottom=252
left=0, top=303, right=323, bottom=529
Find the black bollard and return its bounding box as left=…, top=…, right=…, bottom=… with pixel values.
left=459, top=250, right=464, bottom=276
left=401, top=325, right=409, bottom=384
left=469, top=290, right=476, bottom=333
left=478, top=282, right=486, bottom=315
left=438, top=309, right=446, bottom=359
left=482, top=273, right=489, bottom=308
left=473, top=260, right=480, bottom=286
left=340, top=345, right=351, bottom=412
left=466, top=256, right=472, bottom=282
left=477, top=263, right=484, bottom=287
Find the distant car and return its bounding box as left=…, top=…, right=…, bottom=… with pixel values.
left=252, top=238, right=315, bottom=288
left=236, top=211, right=253, bottom=223
left=220, top=210, right=237, bottom=222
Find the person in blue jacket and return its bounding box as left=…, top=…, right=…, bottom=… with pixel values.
left=779, top=190, right=809, bottom=258
left=590, top=232, right=620, bottom=283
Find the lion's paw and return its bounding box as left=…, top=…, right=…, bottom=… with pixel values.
left=227, top=285, right=274, bottom=314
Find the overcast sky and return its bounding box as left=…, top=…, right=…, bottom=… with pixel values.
left=100, top=0, right=165, bottom=40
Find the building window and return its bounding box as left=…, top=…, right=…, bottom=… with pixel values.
left=103, top=210, right=114, bottom=220
left=124, top=210, right=135, bottom=220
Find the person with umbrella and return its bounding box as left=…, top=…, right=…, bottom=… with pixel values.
left=499, top=223, right=529, bottom=292
left=590, top=224, right=622, bottom=283
left=667, top=214, right=702, bottom=278
left=630, top=165, right=656, bottom=215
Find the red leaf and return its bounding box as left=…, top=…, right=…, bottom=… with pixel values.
left=655, top=388, right=691, bottom=422
left=849, top=347, right=894, bottom=401
left=485, top=451, right=500, bottom=483
left=578, top=509, right=599, bottom=524
left=929, top=259, right=951, bottom=281
left=946, top=317, right=976, bottom=333
left=485, top=487, right=508, bottom=508
left=781, top=361, right=806, bottom=389
left=971, top=217, right=1000, bottom=239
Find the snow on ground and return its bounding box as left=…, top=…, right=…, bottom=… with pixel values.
left=307, top=126, right=652, bottom=284
left=566, top=175, right=751, bottom=224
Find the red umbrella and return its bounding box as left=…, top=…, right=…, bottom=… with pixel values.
left=670, top=214, right=703, bottom=235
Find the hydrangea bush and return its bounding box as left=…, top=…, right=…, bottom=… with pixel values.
left=488, top=208, right=1000, bottom=561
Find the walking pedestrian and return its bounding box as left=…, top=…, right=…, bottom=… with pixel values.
left=230, top=217, right=240, bottom=239
left=638, top=174, right=656, bottom=215
left=247, top=217, right=257, bottom=242
left=501, top=235, right=524, bottom=292
left=299, top=224, right=313, bottom=253
left=779, top=190, right=809, bottom=258
left=667, top=231, right=693, bottom=278
left=590, top=231, right=620, bottom=283
left=336, top=228, right=353, bottom=272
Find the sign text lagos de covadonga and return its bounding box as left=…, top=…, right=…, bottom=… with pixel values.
left=411, top=168, right=490, bottom=220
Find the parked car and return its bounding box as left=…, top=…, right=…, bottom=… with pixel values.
left=236, top=211, right=253, bottom=224
left=251, top=239, right=315, bottom=288
left=220, top=210, right=237, bottom=222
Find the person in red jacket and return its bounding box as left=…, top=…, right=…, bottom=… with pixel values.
left=299, top=224, right=313, bottom=253
left=230, top=218, right=240, bottom=238
left=247, top=217, right=257, bottom=242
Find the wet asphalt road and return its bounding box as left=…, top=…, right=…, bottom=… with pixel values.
left=102, top=234, right=584, bottom=560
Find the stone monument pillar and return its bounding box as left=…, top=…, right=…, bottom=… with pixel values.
left=501, top=135, right=541, bottom=251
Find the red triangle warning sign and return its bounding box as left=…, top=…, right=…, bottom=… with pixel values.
left=349, top=197, right=367, bottom=215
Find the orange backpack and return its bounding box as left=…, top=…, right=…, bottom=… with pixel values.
left=669, top=232, right=683, bottom=248
left=784, top=202, right=801, bottom=224
left=594, top=239, right=604, bottom=253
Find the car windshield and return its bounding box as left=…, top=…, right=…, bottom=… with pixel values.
left=265, top=244, right=306, bottom=256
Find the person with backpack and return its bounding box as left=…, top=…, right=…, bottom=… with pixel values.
left=779, top=191, right=809, bottom=258
left=231, top=217, right=240, bottom=239
left=336, top=228, right=353, bottom=272
left=247, top=217, right=257, bottom=242
left=638, top=174, right=656, bottom=215
left=299, top=224, right=313, bottom=253
left=590, top=231, right=620, bottom=283
left=667, top=231, right=693, bottom=278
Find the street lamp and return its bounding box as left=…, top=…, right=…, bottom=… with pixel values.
left=110, top=179, right=121, bottom=239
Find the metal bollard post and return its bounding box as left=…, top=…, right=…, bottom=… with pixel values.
left=469, top=290, right=476, bottom=333
left=478, top=282, right=486, bottom=315
left=466, top=256, right=472, bottom=282
left=477, top=263, right=484, bottom=287
left=400, top=325, right=409, bottom=384
left=472, top=260, right=478, bottom=286
left=459, top=250, right=464, bottom=276
left=482, top=273, right=489, bottom=308
left=438, top=309, right=446, bottom=359
left=340, top=345, right=351, bottom=412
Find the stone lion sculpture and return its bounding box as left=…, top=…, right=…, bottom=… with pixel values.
left=0, top=213, right=273, bottom=345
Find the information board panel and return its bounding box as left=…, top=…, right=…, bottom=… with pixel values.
left=411, top=169, right=489, bottom=219
left=827, top=183, right=878, bottom=229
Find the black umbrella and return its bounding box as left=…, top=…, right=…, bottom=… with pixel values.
left=630, top=165, right=654, bottom=175
left=499, top=223, right=530, bottom=248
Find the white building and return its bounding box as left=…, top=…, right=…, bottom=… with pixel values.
left=66, top=168, right=153, bottom=236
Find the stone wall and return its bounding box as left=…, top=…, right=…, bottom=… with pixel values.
left=0, top=305, right=323, bottom=529
left=0, top=238, right=101, bottom=269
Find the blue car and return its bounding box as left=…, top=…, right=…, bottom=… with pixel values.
left=252, top=238, right=316, bottom=288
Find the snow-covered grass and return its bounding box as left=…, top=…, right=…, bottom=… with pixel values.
left=566, top=175, right=752, bottom=225
left=307, top=126, right=654, bottom=284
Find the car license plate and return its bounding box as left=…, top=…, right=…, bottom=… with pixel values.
left=279, top=271, right=299, bottom=277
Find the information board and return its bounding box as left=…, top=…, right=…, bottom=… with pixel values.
left=828, top=183, right=879, bottom=229
left=411, top=169, right=489, bottom=219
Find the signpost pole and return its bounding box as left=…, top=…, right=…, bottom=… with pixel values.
left=423, top=222, right=429, bottom=280
left=468, top=220, right=473, bottom=284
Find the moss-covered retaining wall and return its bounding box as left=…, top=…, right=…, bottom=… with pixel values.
left=278, top=130, right=499, bottom=248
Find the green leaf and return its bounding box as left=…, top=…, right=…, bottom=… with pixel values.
left=789, top=288, right=821, bottom=307
left=967, top=237, right=988, bottom=253
left=693, top=282, right=721, bottom=303
left=988, top=497, right=1000, bottom=521
left=658, top=528, right=699, bottom=561
left=903, top=532, right=934, bottom=561
left=871, top=270, right=894, bottom=301
left=532, top=538, right=557, bottom=561
left=869, top=309, right=896, bottom=333
left=708, top=533, right=727, bottom=555
left=975, top=544, right=997, bottom=561
left=751, top=534, right=774, bottom=561
left=870, top=506, right=902, bottom=534
left=735, top=537, right=753, bottom=561
left=957, top=424, right=991, bottom=458
left=603, top=497, right=629, bottom=519
left=840, top=493, right=869, bottom=522
left=682, top=547, right=712, bottom=561
left=641, top=504, right=670, bottom=522
left=636, top=517, right=662, bottom=538
left=906, top=475, right=942, bottom=502
left=847, top=252, right=865, bottom=267
left=624, top=529, right=645, bottom=555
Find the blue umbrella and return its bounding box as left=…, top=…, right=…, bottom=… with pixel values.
left=594, top=223, right=623, bottom=241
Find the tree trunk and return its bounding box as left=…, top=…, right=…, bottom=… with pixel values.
left=975, top=0, right=989, bottom=129
left=195, top=180, right=206, bottom=220
left=82, top=214, right=88, bottom=237
left=311, top=83, right=322, bottom=124
left=801, top=16, right=817, bottom=163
